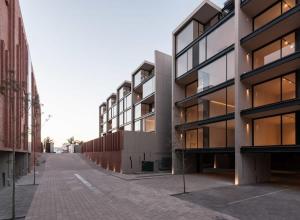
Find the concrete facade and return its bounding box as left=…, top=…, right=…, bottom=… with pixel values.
left=84, top=51, right=172, bottom=173
left=0, top=0, right=42, bottom=189
left=172, top=0, right=300, bottom=185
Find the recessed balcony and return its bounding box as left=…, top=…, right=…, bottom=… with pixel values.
left=240, top=0, right=278, bottom=17
left=241, top=4, right=300, bottom=51
left=241, top=52, right=300, bottom=85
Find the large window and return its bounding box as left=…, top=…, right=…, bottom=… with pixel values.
left=125, top=109, right=131, bottom=123
left=143, top=115, right=155, bottom=132
left=206, top=17, right=234, bottom=59
left=254, top=0, right=296, bottom=30
left=253, top=73, right=296, bottom=107
left=186, top=105, right=203, bottom=122
left=135, top=120, right=141, bottom=131
left=253, top=32, right=295, bottom=69
left=185, top=119, right=234, bottom=148
left=125, top=94, right=132, bottom=109
left=184, top=86, right=235, bottom=123
left=176, top=48, right=193, bottom=77
left=254, top=113, right=295, bottom=146
left=176, top=22, right=194, bottom=53
left=119, top=113, right=124, bottom=127
left=185, top=129, right=198, bottom=149
left=143, top=77, right=155, bottom=98
left=198, top=51, right=234, bottom=92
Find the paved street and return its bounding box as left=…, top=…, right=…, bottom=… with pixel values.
left=25, top=154, right=236, bottom=220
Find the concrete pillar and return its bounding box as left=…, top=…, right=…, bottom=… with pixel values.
left=235, top=0, right=271, bottom=184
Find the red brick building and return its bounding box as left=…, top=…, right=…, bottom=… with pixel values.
left=0, top=0, right=42, bottom=188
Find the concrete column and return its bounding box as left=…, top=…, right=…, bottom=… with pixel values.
left=235, top=0, right=271, bottom=184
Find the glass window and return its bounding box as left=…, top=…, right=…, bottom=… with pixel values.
left=125, top=109, right=131, bottom=123
left=282, top=33, right=295, bottom=57
left=198, top=128, right=203, bottom=148
left=176, top=48, right=193, bottom=77
left=198, top=55, right=226, bottom=91
left=119, top=100, right=124, bottom=113
left=135, top=104, right=141, bottom=119
left=208, top=121, right=226, bottom=148
left=206, top=17, right=234, bottom=59
left=282, top=73, right=296, bottom=100
left=282, top=113, right=295, bottom=145
left=254, top=0, right=296, bottom=30
left=134, top=71, right=141, bottom=87
left=125, top=94, right=132, bottom=109
left=254, top=40, right=281, bottom=69
left=119, top=88, right=124, bottom=100
left=254, top=78, right=281, bottom=107
left=143, top=115, right=155, bottom=132
left=143, top=77, right=155, bottom=98
left=185, top=129, right=198, bottom=149
left=135, top=120, right=141, bottom=131
left=254, top=116, right=281, bottom=146
left=185, top=81, right=198, bottom=97
left=199, top=38, right=206, bottom=64
left=176, top=22, right=194, bottom=53
left=203, top=88, right=226, bottom=117
left=119, top=113, right=124, bottom=127
left=186, top=105, right=199, bottom=123
left=124, top=124, right=132, bottom=131
left=112, top=118, right=117, bottom=129
left=227, top=120, right=235, bottom=147
left=253, top=73, right=296, bottom=107
left=176, top=53, right=187, bottom=77
left=254, top=2, right=281, bottom=30
left=254, top=33, right=295, bottom=69
left=282, top=0, right=296, bottom=13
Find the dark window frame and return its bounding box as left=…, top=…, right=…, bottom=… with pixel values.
left=252, top=112, right=297, bottom=146
left=251, top=71, right=297, bottom=108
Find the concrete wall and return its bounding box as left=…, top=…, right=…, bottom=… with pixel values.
left=234, top=0, right=271, bottom=185
left=0, top=152, right=12, bottom=189
left=154, top=51, right=172, bottom=164
left=122, top=131, right=160, bottom=173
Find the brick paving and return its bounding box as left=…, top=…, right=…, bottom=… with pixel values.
left=0, top=155, right=46, bottom=220
left=25, top=154, right=237, bottom=220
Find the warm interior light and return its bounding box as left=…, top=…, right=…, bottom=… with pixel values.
left=246, top=123, right=250, bottom=133
left=180, top=133, right=183, bottom=139
left=284, top=3, right=288, bottom=8
left=210, top=100, right=235, bottom=108
left=246, top=89, right=250, bottom=96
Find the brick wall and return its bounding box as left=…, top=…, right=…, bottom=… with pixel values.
left=0, top=0, right=41, bottom=153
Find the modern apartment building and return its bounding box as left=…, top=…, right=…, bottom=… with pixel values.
left=83, top=51, right=172, bottom=173
left=172, top=0, right=300, bottom=184
left=0, top=0, right=42, bottom=188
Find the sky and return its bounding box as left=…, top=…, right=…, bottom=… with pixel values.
left=19, top=0, right=225, bottom=147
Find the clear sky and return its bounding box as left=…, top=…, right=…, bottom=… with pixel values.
left=19, top=0, right=225, bottom=147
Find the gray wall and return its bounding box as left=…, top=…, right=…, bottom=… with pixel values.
left=122, top=131, right=157, bottom=173
left=154, top=51, right=172, bottom=158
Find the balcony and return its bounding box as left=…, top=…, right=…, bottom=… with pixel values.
left=241, top=0, right=279, bottom=17
left=241, top=3, right=300, bottom=51
left=241, top=52, right=300, bottom=85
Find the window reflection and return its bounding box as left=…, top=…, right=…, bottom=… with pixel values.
left=253, top=33, right=295, bottom=69
left=253, top=73, right=296, bottom=107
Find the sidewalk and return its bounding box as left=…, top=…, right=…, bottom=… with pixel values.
left=0, top=155, right=47, bottom=220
